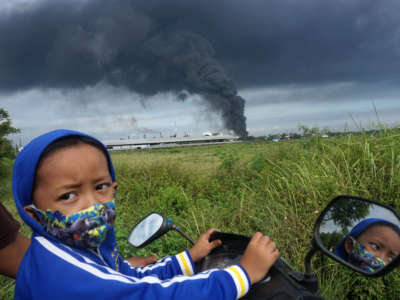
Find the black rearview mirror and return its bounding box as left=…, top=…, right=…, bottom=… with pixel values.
left=128, top=212, right=170, bottom=248
left=314, top=195, right=400, bottom=276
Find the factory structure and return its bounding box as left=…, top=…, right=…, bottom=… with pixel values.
left=103, top=133, right=240, bottom=151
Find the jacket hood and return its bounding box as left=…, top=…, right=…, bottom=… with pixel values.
left=12, top=129, right=116, bottom=240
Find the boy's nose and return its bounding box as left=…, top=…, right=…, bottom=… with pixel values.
left=374, top=251, right=387, bottom=264
left=84, top=193, right=100, bottom=207
left=382, top=253, right=390, bottom=264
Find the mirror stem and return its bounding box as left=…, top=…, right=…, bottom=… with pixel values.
left=170, top=223, right=195, bottom=245
left=304, top=246, right=316, bottom=275
left=301, top=246, right=319, bottom=294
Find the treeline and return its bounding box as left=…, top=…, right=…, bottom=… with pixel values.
left=240, top=124, right=400, bottom=141
left=0, top=108, right=19, bottom=185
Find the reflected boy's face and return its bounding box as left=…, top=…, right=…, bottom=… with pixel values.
left=345, top=224, right=400, bottom=264
left=33, top=144, right=117, bottom=216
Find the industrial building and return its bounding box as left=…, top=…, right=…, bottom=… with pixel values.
left=103, top=135, right=239, bottom=151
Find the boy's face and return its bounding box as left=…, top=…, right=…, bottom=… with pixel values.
left=345, top=224, right=400, bottom=264
left=357, top=225, right=400, bottom=264
left=33, top=144, right=118, bottom=216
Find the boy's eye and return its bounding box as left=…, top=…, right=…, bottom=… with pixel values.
left=96, top=183, right=109, bottom=191
left=388, top=252, right=399, bottom=262
left=59, top=192, right=76, bottom=201
left=369, top=242, right=380, bottom=251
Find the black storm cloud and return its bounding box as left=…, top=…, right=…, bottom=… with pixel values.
left=0, top=0, right=399, bottom=136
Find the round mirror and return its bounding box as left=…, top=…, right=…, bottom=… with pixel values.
left=128, top=213, right=165, bottom=248
left=316, top=196, right=400, bottom=275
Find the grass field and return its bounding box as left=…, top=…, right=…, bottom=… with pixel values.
left=1, top=128, right=400, bottom=299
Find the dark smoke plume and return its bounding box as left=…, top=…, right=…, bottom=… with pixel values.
left=0, top=0, right=247, bottom=136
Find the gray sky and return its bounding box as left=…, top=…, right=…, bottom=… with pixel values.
left=1, top=0, right=400, bottom=144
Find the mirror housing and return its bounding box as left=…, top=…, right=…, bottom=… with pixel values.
left=128, top=212, right=170, bottom=248
left=313, top=195, right=400, bottom=277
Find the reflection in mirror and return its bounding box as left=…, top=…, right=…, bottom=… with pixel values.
left=128, top=213, right=164, bottom=247
left=318, top=197, right=400, bottom=273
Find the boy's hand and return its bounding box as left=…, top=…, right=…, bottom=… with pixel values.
left=125, top=254, right=158, bottom=267
left=239, top=232, right=279, bottom=285
left=189, top=228, right=222, bottom=263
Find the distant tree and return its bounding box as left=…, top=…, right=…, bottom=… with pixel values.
left=319, top=231, right=344, bottom=252
left=0, top=108, right=20, bottom=159
left=280, top=132, right=285, bottom=139
left=298, top=125, right=332, bottom=137
left=321, top=127, right=331, bottom=135
left=292, top=133, right=301, bottom=139
left=320, top=198, right=372, bottom=234
left=298, top=125, right=312, bottom=136
left=310, top=126, right=320, bottom=135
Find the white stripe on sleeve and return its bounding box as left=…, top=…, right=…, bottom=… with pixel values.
left=35, top=237, right=214, bottom=288
left=225, top=265, right=250, bottom=299
left=176, top=251, right=195, bottom=276
left=124, top=256, right=173, bottom=273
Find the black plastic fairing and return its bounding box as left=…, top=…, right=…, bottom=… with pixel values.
left=196, top=232, right=321, bottom=300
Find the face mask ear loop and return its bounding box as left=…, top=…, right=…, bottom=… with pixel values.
left=347, top=235, right=359, bottom=254
left=24, top=204, right=45, bottom=225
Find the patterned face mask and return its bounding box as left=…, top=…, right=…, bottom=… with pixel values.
left=348, top=236, right=386, bottom=272
left=26, top=201, right=116, bottom=249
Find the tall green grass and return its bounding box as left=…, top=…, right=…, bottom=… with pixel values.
left=1, top=128, right=400, bottom=299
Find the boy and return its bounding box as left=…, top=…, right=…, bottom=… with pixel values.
left=13, top=129, right=279, bottom=299
left=335, top=218, right=400, bottom=272
left=0, top=202, right=156, bottom=279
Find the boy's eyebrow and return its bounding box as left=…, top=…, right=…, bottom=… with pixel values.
left=92, top=174, right=113, bottom=183
left=54, top=183, right=82, bottom=190
left=55, top=176, right=111, bottom=190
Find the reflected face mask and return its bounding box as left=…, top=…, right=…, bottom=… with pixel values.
left=348, top=237, right=386, bottom=272
left=27, top=201, right=116, bottom=249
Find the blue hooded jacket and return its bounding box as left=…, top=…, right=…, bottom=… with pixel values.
left=13, top=129, right=250, bottom=300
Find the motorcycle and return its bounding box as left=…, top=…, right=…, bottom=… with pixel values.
left=127, top=195, right=400, bottom=299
